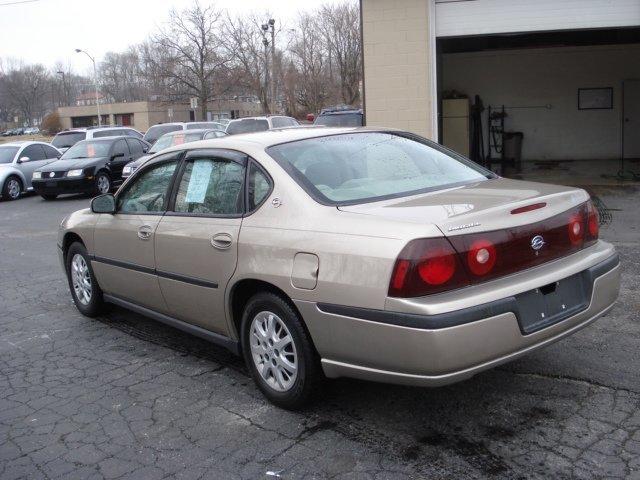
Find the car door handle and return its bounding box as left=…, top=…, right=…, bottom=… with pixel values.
left=138, top=225, right=153, bottom=240
left=210, top=233, right=233, bottom=250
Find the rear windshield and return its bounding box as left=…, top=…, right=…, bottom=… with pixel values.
left=150, top=131, right=205, bottom=153
left=226, top=119, right=269, bottom=135
left=52, top=131, right=86, bottom=149
left=266, top=132, right=491, bottom=205
left=0, top=146, right=18, bottom=164
left=314, top=112, right=363, bottom=127
left=143, top=125, right=182, bottom=144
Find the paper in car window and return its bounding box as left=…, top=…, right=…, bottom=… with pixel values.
left=184, top=160, right=213, bottom=204
left=87, top=144, right=95, bottom=157
left=173, top=134, right=185, bottom=145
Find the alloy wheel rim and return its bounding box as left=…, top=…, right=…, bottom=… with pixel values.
left=97, top=176, right=109, bottom=193
left=249, top=311, right=298, bottom=392
left=71, top=254, right=92, bottom=305
left=7, top=179, right=20, bottom=198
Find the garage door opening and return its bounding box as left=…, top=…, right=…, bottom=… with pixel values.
left=437, top=27, right=640, bottom=186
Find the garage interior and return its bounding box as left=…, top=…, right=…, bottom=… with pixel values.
left=437, top=27, right=640, bottom=186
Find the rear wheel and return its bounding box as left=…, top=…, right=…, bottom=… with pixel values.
left=241, top=292, right=323, bottom=409
left=66, top=242, right=105, bottom=317
left=2, top=176, right=22, bottom=201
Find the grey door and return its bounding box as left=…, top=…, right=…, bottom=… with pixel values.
left=17, top=144, right=49, bottom=189
left=623, top=80, right=640, bottom=160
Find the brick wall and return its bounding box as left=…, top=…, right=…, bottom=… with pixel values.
left=361, top=0, right=436, bottom=139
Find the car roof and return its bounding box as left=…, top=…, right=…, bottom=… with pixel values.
left=163, top=128, right=221, bottom=136
left=160, top=126, right=391, bottom=153
left=76, top=135, right=130, bottom=143
left=57, top=126, right=133, bottom=134
left=0, top=141, right=47, bottom=147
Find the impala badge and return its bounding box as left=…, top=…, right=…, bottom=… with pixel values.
left=531, top=235, right=545, bottom=252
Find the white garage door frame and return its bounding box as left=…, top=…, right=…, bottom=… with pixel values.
left=435, top=0, right=640, bottom=38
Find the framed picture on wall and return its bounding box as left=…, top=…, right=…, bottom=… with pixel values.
left=578, top=87, right=613, bottom=110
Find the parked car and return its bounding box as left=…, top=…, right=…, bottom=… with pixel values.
left=122, top=128, right=227, bottom=178
left=313, top=106, right=363, bottom=127
left=225, top=116, right=300, bottom=135
left=0, top=141, right=61, bottom=200
left=32, top=136, right=150, bottom=200
left=58, top=127, right=619, bottom=409
left=51, top=127, right=144, bottom=153
left=23, top=127, right=40, bottom=135
left=142, top=122, right=227, bottom=145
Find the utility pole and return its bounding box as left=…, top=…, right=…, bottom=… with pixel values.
left=269, top=19, right=276, bottom=115
left=75, top=49, right=102, bottom=126
left=261, top=18, right=276, bottom=115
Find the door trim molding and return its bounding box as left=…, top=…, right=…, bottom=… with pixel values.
left=91, top=255, right=218, bottom=288
left=103, top=294, right=239, bottom=355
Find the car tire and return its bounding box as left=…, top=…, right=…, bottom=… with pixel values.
left=2, top=176, right=22, bottom=201
left=240, top=292, right=323, bottom=409
left=41, top=194, right=57, bottom=201
left=66, top=242, right=105, bottom=317
left=94, top=172, right=111, bottom=195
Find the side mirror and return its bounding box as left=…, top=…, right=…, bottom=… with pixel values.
left=110, top=153, right=125, bottom=161
left=18, top=156, right=29, bottom=163
left=91, top=194, right=116, bottom=214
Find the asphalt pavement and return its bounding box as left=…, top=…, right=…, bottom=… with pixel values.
left=0, top=189, right=639, bottom=479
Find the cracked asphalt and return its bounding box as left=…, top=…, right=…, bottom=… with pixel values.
left=1, top=188, right=639, bottom=480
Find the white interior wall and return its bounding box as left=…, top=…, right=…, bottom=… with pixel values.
left=442, top=44, right=640, bottom=161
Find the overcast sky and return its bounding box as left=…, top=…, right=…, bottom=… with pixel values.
left=0, top=0, right=345, bottom=73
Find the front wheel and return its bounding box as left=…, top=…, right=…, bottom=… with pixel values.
left=241, top=292, right=323, bottom=409
left=94, top=172, right=111, bottom=195
left=2, top=176, right=22, bottom=201
left=66, top=242, right=105, bottom=317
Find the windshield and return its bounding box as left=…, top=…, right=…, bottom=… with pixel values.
left=314, top=112, right=363, bottom=127
left=226, top=119, right=269, bottom=135
left=52, top=131, right=86, bottom=149
left=143, top=124, right=182, bottom=144
left=61, top=140, right=111, bottom=160
left=0, top=147, right=18, bottom=164
left=266, top=132, right=491, bottom=205
left=150, top=131, right=205, bottom=153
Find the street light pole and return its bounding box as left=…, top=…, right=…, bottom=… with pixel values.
left=75, top=49, right=102, bottom=126
left=261, top=24, right=270, bottom=115
left=268, top=19, right=276, bottom=115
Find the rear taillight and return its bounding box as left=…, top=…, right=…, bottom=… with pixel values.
left=388, top=238, right=468, bottom=297
left=388, top=201, right=599, bottom=298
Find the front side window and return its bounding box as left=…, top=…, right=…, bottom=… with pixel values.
left=314, top=112, right=363, bottom=127
left=173, top=158, right=245, bottom=215
left=117, top=160, right=178, bottom=213
left=143, top=125, right=182, bottom=144
left=266, top=132, right=491, bottom=205
left=20, top=144, right=46, bottom=161
left=203, top=130, right=226, bottom=139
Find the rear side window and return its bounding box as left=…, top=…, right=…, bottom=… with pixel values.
left=226, top=119, right=269, bottom=135
left=173, top=158, right=245, bottom=215
left=52, top=131, right=86, bottom=148
left=112, top=140, right=129, bottom=156
left=126, top=138, right=144, bottom=155
left=43, top=145, right=60, bottom=158
left=247, top=162, right=272, bottom=211
left=314, top=113, right=363, bottom=127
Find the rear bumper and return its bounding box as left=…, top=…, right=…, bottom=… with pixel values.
left=296, top=252, right=620, bottom=387
left=32, top=178, right=93, bottom=195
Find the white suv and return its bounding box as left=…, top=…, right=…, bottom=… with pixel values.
left=225, top=116, right=300, bottom=135
left=51, top=127, right=143, bottom=153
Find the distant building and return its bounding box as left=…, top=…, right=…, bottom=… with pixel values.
left=56, top=98, right=262, bottom=132
left=75, top=92, right=107, bottom=107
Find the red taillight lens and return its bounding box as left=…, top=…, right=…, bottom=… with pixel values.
left=587, top=200, right=599, bottom=240
left=388, top=238, right=468, bottom=297
left=467, top=239, right=497, bottom=276
left=567, top=213, right=584, bottom=246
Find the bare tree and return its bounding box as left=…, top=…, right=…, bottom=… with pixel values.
left=99, top=48, right=148, bottom=103
left=145, top=1, right=231, bottom=120
left=2, top=62, right=50, bottom=125
left=319, top=3, right=361, bottom=105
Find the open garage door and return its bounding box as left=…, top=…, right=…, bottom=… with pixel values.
left=435, top=0, right=640, bottom=38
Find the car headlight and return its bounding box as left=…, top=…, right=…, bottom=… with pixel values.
left=32, top=171, right=42, bottom=179
left=66, top=169, right=84, bottom=177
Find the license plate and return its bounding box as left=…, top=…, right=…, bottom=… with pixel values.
left=515, top=272, right=590, bottom=334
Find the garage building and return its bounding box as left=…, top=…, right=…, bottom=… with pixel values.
left=361, top=0, right=640, bottom=183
